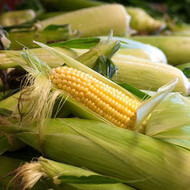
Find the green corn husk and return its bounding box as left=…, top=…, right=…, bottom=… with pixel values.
left=176, top=62, right=190, bottom=70
left=1, top=117, right=190, bottom=190
left=0, top=155, right=25, bottom=189
left=0, top=155, right=52, bottom=190
left=130, top=36, right=190, bottom=65
left=38, top=4, right=130, bottom=37
left=0, top=10, right=36, bottom=27
left=145, top=93, right=190, bottom=150
left=126, top=7, right=166, bottom=34
left=14, top=156, right=134, bottom=190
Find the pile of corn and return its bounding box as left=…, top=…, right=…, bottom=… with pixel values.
left=0, top=1, right=190, bottom=190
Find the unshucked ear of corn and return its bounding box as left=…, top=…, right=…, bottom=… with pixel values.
left=130, top=36, right=190, bottom=65
left=111, top=56, right=190, bottom=95
left=0, top=47, right=77, bottom=69
left=100, top=36, right=167, bottom=64
left=1, top=117, right=190, bottom=190
left=38, top=4, right=131, bottom=37
left=16, top=41, right=177, bottom=131
left=40, top=0, right=166, bottom=34
left=14, top=157, right=134, bottom=190
left=0, top=37, right=167, bottom=70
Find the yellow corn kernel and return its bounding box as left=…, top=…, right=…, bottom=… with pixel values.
left=50, top=66, right=139, bottom=129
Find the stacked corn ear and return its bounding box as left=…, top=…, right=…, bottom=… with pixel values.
left=0, top=37, right=167, bottom=70
left=1, top=117, right=190, bottom=190
left=100, top=36, right=167, bottom=64
left=111, top=55, right=190, bottom=95
left=126, top=7, right=166, bottom=34
left=14, top=157, right=134, bottom=190
left=38, top=4, right=131, bottom=37
left=40, top=0, right=166, bottom=34
left=0, top=10, right=36, bottom=27
left=131, top=36, right=190, bottom=65
left=0, top=155, right=52, bottom=190
left=0, top=47, right=77, bottom=69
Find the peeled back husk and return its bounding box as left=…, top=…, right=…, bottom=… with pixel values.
left=145, top=93, right=190, bottom=150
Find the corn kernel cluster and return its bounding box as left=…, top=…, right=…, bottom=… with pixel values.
left=50, top=66, right=138, bottom=129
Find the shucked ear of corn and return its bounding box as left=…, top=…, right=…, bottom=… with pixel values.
left=1, top=117, right=190, bottom=190
left=38, top=4, right=131, bottom=37
left=14, top=156, right=134, bottom=190
left=130, top=36, right=190, bottom=65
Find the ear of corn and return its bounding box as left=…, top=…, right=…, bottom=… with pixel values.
left=0, top=155, right=51, bottom=190
left=0, top=47, right=77, bottom=69
left=14, top=156, right=134, bottom=190
left=40, top=0, right=166, bottom=34
left=0, top=10, right=36, bottom=27
left=126, top=7, right=166, bottom=34
left=100, top=36, right=167, bottom=64
left=2, top=117, right=190, bottom=190
left=38, top=4, right=131, bottom=37
left=18, top=41, right=176, bottom=131
left=130, top=36, right=190, bottom=65
left=111, top=56, right=190, bottom=95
